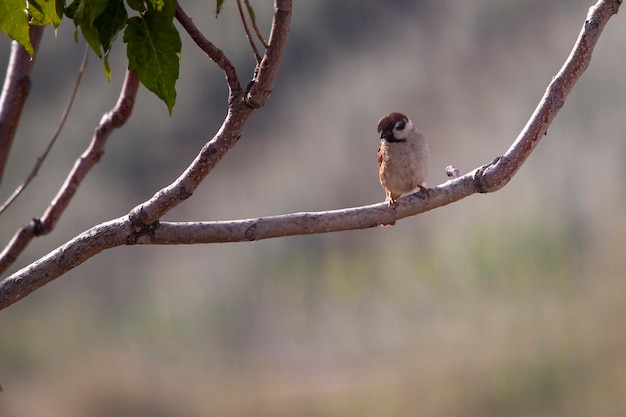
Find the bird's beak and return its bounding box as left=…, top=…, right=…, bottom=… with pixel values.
left=379, top=128, right=392, bottom=140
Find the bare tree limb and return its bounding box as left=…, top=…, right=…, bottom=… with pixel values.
left=129, top=0, right=292, bottom=228
left=0, top=70, right=140, bottom=274
left=0, top=0, right=620, bottom=311
left=0, top=46, right=90, bottom=216
left=175, top=2, right=242, bottom=96
left=142, top=183, right=474, bottom=243
left=245, top=0, right=292, bottom=109
left=475, top=0, right=622, bottom=193
left=236, top=0, right=262, bottom=63
left=0, top=26, right=44, bottom=187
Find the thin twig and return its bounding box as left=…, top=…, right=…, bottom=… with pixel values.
left=174, top=1, right=242, bottom=95
left=245, top=0, right=268, bottom=48
left=236, top=0, right=262, bottom=63
left=0, top=70, right=140, bottom=275
left=130, top=0, right=292, bottom=227
left=0, top=46, right=89, bottom=215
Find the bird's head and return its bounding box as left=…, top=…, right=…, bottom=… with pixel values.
left=377, top=112, right=413, bottom=143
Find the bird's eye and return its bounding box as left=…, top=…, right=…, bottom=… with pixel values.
left=396, top=121, right=406, bottom=130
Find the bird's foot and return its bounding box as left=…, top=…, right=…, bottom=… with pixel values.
left=413, top=185, right=431, bottom=200
left=382, top=198, right=398, bottom=226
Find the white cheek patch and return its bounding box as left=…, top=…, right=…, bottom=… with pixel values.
left=393, top=121, right=414, bottom=140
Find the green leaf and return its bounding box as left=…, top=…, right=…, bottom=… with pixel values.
left=146, top=0, right=163, bottom=12
left=123, top=3, right=181, bottom=114
left=126, top=0, right=145, bottom=12
left=93, top=0, right=127, bottom=80
left=0, top=0, right=34, bottom=56
left=64, top=0, right=78, bottom=18
left=70, top=0, right=109, bottom=57
left=70, top=0, right=108, bottom=26
left=215, top=0, right=224, bottom=18
left=80, top=19, right=102, bottom=56
left=103, top=53, right=111, bottom=80
left=158, top=0, right=174, bottom=19
left=94, top=0, right=127, bottom=53
left=29, top=0, right=64, bottom=28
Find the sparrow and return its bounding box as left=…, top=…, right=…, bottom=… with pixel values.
left=377, top=112, right=431, bottom=208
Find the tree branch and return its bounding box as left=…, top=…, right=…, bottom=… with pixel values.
left=0, top=0, right=620, bottom=311
left=0, top=46, right=90, bottom=216
left=245, top=0, right=292, bottom=108
left=175, top=1, right=242, bottom=96
left=236, top=0, right=262, bottom=63
left=475, top=0, right=622, bottom=193
left=129, top=0, right=292, bottom=227
left=142, top=181, right=475, bottom=243
left=0, top=26, right=44, bottom=187
left=0, top=70, right=140, bottom=274
left=246, top=0, right=269, bottom=48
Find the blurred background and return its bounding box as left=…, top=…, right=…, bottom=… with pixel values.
left=1, top=0, right=626, bottom=415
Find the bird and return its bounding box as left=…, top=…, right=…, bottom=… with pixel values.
left=377, top=112, right=431, bottom=208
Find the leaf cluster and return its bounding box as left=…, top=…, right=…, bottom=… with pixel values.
left=0, top=0, right=183, bottom=114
